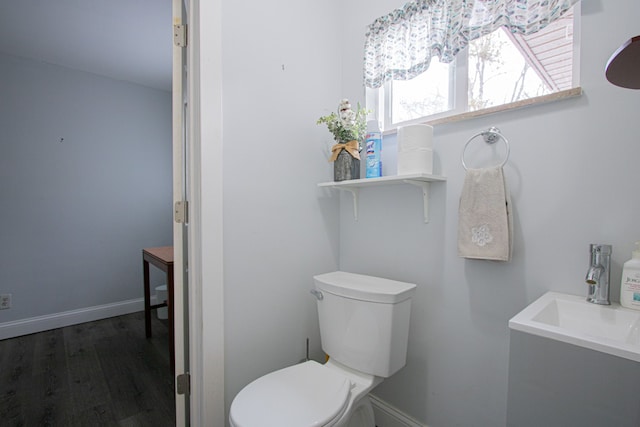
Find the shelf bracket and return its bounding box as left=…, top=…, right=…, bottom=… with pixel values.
left=332, top=186, right=359, bottom=221
left=403, top=180, right=431, bottom=223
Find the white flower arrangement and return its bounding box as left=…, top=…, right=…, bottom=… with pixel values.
left=317, top=99, right=369, bottom=144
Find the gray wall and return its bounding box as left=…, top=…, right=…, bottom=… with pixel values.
left=0, top=53, right=172, bottom=323
left=338, top=1, right=640, bottom=426
left=213, top=0, right=640, bottom=426
left=220, top=0, right=342, bottom=421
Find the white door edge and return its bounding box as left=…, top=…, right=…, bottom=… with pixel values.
left=185, top=0, right=225, bottom=426
left=172, top=0, right=189, bottom=424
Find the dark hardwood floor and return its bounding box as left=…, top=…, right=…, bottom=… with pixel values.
left=0, top=311, right=175, bottom=426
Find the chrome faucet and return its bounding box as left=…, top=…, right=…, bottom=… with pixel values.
left=585, top=243, right=612, bottom=305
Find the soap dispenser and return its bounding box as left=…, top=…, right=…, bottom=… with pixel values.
left=620, top=242, right=640, bottom=310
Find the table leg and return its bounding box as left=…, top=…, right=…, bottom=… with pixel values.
left=144, top=259, right=152, bottom=338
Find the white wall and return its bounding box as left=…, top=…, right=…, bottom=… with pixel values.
left=338, top=1, right=640, bottom=426
left=0, top=53, right=172, bottom=329
left=197, top=0, right=640, bottom=426
left=218, top=0, right=343, bottom=422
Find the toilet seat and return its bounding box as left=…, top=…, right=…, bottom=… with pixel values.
left=229, top=360, right=352, bottom=427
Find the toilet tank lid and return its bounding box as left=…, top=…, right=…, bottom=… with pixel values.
left=313, top=271, right=416, bottom=303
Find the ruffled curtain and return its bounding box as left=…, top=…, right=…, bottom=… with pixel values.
left=364, top=0, right=580, bottom=89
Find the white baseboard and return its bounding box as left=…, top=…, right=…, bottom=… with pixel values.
left=0, top=297, right=151, bottom=340
left=370, top=394, right=428, bottom=427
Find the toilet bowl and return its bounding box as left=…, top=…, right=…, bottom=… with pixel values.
left=229, top=359, right=380, bottom=427
left=229, top=271, right=416, bottom=427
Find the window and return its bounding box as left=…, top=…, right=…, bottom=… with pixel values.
left=367, top=5, right=580, bottom=129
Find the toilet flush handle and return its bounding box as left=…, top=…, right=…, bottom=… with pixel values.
left=310, top=289, right=323, bottom=300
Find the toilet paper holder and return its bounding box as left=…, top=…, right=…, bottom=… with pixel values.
left=461, top=127, right=510, bottom=170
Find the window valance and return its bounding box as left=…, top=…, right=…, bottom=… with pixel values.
left=364, top=0, right=580, bottom=89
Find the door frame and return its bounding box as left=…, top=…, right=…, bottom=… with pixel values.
left=172, top=0, right=190, bottom=424
left=175, top=0, right=225, bottom=425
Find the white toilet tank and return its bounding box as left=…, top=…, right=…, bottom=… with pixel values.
left=313, top=271, right=417, bottom=378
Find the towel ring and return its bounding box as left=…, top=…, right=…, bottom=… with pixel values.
left=461, top=127, right=510, bottom=170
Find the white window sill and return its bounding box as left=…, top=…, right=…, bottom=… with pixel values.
left=383, top=86, right=582, bottom=132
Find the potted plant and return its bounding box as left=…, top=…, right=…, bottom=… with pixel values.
left=317, top=99, right=369, bottom=181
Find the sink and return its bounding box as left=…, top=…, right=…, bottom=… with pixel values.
left=509, top=291, right=640, bottom=362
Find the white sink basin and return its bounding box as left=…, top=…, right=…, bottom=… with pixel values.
left=509, top=291, right=640, bottom=362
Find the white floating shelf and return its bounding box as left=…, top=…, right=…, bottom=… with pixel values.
left=318, top=173, right=447, bottom=223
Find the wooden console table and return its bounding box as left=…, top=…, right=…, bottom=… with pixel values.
left=143, top=246, right=174, bottom=371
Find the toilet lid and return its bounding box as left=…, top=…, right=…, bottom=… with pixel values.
left=229, top=360, right=352, bottom=427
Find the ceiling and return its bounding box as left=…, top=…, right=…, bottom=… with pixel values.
left=0, top=0, right=172, bottom=92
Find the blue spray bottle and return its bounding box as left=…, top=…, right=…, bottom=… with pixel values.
left=365, top=120, right=382, bottom=178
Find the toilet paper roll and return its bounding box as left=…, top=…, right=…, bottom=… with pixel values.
left=397, top=149, right=433, bottom=175
left=397, top=124, right=433, bottom=151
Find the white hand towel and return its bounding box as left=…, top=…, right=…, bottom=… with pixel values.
left=458, top=166, right=512, bottom=261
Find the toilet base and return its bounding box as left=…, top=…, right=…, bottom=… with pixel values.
left=340, top=395, right=375, bottom=427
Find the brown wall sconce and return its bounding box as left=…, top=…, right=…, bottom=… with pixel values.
left=606, top=35, right=640, bottom=89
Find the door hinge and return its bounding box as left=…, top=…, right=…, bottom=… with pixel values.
left=174, top=24, right=187, bottom=47
left=174, top=201, right=189, bottom=224
left=176, top=373, right=190, bottom=395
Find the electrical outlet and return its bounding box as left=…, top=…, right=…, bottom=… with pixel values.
left=0, top=294, right=11, bottom=310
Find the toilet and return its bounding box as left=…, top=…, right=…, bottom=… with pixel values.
left=229, top=271, right=417, bottom=427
